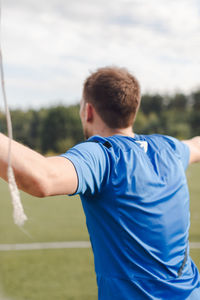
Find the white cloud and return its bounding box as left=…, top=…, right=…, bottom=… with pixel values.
left=0, top=0, right=199, bottom=108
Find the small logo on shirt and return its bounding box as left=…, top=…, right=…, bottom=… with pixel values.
left=136, top=141, right=148, bottom=153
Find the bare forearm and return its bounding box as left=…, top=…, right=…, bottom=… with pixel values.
left=182, top=136, right=200, bottom=164
left=0, top=133, right=50, bottom=197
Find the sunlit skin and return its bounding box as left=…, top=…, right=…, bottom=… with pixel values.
left=79, top=97, right=135, bottom=140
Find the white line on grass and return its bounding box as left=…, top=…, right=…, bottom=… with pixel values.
left=0, top=241, right=199, bottom=251
left=190, top=242, right=200, bottom=249
left=0, top=286, right=14, bottom=300
left=0, top=241, right=91, bottom=251
left=0, top=293, right=13, bottom=300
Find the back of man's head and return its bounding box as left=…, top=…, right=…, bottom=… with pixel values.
left=83, top=66, right=141, bottom=128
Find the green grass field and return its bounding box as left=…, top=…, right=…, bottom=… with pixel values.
left=0, top=163, right=200, bottom=299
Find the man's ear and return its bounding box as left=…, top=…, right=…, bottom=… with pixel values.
left=85, top=102, right=94, bottom=122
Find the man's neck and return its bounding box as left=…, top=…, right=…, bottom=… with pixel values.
left=92, top=125, right=135, bottom=138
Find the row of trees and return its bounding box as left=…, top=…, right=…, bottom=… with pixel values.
left=0, top=104, right=83, bottom=154
left=0, top=90, right=200, bottom=154
left=135, top=90, right=200, bottom=139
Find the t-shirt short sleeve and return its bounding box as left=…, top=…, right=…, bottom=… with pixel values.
left=60, top=141, right=108, bottom=196
left=162, top=136, right=190, bottom=170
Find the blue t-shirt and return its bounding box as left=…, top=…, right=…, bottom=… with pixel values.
left=61, top=134, right=200, bottom=299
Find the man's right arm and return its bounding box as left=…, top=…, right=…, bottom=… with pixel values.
left=182, top=136, right=200, bottom=164
left=0, top=133, right=78, bottom=197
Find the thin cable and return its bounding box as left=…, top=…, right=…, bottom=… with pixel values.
left=0, top=0, right=27, bottom=226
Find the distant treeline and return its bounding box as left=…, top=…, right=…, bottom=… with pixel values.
left=0, top=90, right=200, bottom=154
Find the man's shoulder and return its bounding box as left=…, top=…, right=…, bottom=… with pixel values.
left=63, top=136, right=113, bottom=165
left=71, top=134, right=183, bottom=155
left=142, top=134, right=181, bottom=149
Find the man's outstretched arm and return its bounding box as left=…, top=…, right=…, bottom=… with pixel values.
left=0, top=133, right=78, bottom=197
left=182, top=136, right=200, bottom=164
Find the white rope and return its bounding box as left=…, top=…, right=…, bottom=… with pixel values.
left=0, top=1, right=27, bottom=226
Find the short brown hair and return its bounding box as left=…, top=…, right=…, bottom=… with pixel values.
left=83, top=66, right=141, bottom=128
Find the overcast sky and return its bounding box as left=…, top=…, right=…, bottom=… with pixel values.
left=0, top=0, right=200, bottom=109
